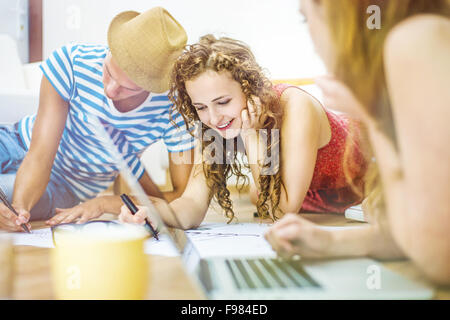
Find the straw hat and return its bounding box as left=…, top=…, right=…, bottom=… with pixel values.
left=107, top=7, right=187, bottom=93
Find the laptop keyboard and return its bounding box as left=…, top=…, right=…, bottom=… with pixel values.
left=225, top=258, right=319, bottom=290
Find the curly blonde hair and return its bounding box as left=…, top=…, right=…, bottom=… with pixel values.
left=168, top=35, right=284, bottom=221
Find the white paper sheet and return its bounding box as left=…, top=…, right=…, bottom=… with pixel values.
left=11, top=227, right=181, bottom=257
left=187, top=222, right=271, bottom=237
left=185, top=222, right=277, bottom=258
left=10, top=223, right=363, bottom=260
left=12, top=227, right=54, bottom=248
left=144, top=234, right=180, bottom=257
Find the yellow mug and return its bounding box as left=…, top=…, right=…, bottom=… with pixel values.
left=51, top=221, right=149, bottom=300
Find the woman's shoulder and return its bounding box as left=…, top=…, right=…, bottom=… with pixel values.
left=275, top=84, right=323, bottom=113
left=391, top=13, right=449, bottom=33
left=385, top=14, right=450, bottom=58
left=279, top=86, right=325, bottom=130
left=386, top=25, right=450, bottom=114
left=276, top=84, right=333, bottom=147
left=383, top=14, right=450, bottom=113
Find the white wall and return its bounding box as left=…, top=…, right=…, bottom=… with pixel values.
left=0, top=0, right=29, bottom=63
left=42, top=0, right=325, bottom=79
left=41, top=0, right=326, bottom=186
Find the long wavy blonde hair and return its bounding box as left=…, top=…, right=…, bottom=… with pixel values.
left=318, top=0, right=450, bottom=218
left=169, top=35, right=284, bottom=221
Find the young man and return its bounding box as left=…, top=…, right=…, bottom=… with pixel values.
left=0, top=7, right=194, bottom=231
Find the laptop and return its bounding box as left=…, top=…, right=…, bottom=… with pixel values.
left=96, top=117, right=434, bottom=300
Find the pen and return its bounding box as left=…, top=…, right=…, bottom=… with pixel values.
left=0, top=186, right=31, bottom=233
left=120, top=193, right=159, bottom=240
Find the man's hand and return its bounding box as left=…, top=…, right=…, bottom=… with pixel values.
left=0, top=203, right=31, bottom=232
left=46, top=197, right=106, bottom=226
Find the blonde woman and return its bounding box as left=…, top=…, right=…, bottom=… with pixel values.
left=265, top=0, right=450, bottom=284
left=119, top=35, right=368, bottom=228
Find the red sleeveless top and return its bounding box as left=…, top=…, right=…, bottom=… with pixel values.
left=274, top=84, right=367, bottom=213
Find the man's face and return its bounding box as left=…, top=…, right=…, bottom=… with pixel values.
left=102, top=52, right=146, bottom=101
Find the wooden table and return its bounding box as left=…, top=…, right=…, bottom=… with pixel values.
left=11, top=193, right=450, bottom=300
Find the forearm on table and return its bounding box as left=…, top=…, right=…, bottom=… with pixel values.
left=329, top=224, right=405, bottom=260
left=102, top=193, right=198, bottom=229
left=167, top=196, right=208, bottom=229
left=96, top=195, right=123, bottom=214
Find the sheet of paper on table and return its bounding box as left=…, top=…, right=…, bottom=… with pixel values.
left=11, top=227, right=180, bottom=257
left=12, top=228, right=54, bottom=248
left=11, top=223, right=364, bottom=258
left=185, top=222, right=276, bottom=258
left=10, top=223, right=273, bottom=257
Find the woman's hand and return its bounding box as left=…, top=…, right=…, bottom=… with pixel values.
left=118, top=204, right=148, bottom=225
left=241, top=96, right=262, bottom=132
left=315, top=75, right=371, bottom=124
left=46, top=197, right=106, bottom=226
left=264, top=213, right=335, bottom=259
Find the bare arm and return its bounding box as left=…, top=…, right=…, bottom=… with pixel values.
left=166, top=144, right=211, bottom=229
left=243, top=88, right=323, bottom=214
left=375, top=15, right=450, bottom=284
left=47, top=150, right=194, bottom=225
left=277, top=88, right=325, bottom=213
left=133, top=149, right=194, bottom=202
left=265, top=213, right=405, bottom=260
left=119, top=144, right=211, bottom=229
left=13, top=75, right=69, bottom=212
left=121, top=150, right=195, bottom=202
left=162, top=149, right=194, bottom=201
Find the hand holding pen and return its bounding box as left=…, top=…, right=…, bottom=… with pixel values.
left=119, top=194, right=159, bottom=240
left=0, top=186, right=31, bottom=233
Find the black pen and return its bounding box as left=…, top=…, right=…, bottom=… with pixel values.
left=120, top=194, right=159, bottom=240
left=0, top=186, right=31, bottom=233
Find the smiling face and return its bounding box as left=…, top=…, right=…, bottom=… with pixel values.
left=185, top=70, right=247, bottom=139
left=102, top=52, right=146, bottom=101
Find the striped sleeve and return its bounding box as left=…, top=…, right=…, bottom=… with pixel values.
left=124, top=153, right=146, bottom=181
left=39, top=43, right=75, bottom=101
left=110, top=127, right=146, bottom=181
left=163, top=109, right=195, bottom=153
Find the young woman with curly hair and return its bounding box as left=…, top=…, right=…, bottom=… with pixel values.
left=119, top=34, right=369, bottom=229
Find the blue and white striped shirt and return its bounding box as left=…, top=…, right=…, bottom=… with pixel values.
left=17, top=43, right=194, bottom=201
